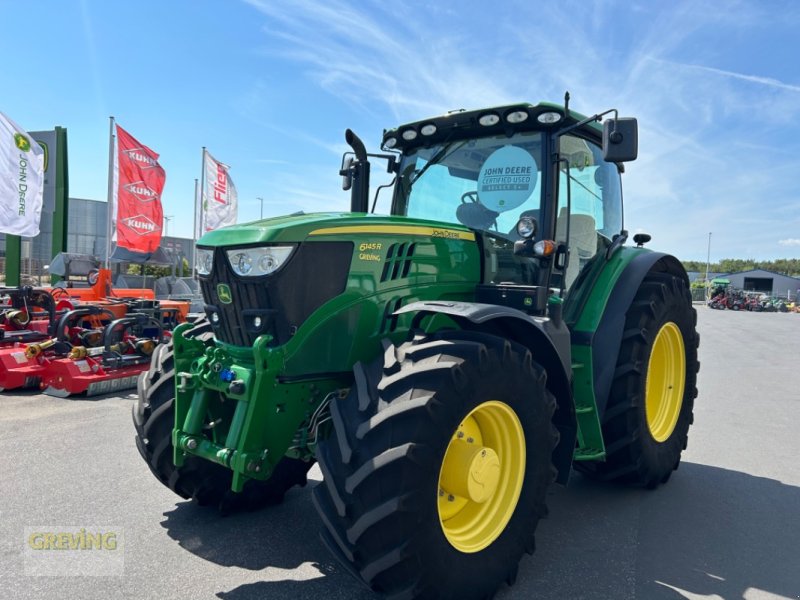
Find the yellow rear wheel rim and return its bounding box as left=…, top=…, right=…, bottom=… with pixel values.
left=437, top=400, right=525, bottom=553
left=645, top=322, right=686, bottom=442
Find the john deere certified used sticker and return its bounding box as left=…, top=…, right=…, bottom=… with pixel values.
left=217, top=283, right=232, bottom=304
left=477, top=145, right=537, bottom=212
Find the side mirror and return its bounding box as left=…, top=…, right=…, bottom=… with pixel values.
left=602, top=118, right=638, bottom=163
left=340, top=156, right=354, bottom=191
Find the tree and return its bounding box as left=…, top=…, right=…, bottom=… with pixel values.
left=681, top=258, right=800, bottom=277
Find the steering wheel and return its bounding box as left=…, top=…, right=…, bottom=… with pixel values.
left=461, top=191, right=480, bottom=204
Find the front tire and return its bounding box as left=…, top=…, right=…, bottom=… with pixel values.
left=576, top=271, right=699, bottom=488
left=313, top=330, right=558, bottom=599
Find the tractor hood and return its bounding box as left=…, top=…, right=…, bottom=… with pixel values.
left=197, top=212, right=476, bottom=247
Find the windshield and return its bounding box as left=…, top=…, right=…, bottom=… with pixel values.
left=394, top=132, right=543, bottom=238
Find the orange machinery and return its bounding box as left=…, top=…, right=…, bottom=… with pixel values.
left=49, top=268, right=190, bottom=323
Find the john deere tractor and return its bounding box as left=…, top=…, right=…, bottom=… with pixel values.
left=134, top=98, right=699, bottom=599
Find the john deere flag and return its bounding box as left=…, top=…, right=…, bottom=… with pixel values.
left=112, top=124, right=165, bottom=253
left=202, top=150, right=237, bottom=233
left=0, top=112, right=44, bottom=236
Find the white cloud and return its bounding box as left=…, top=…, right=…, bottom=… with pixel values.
left=779, top=239, right=800, bottom=247
left=241, top=0, right=800, bottom=260
left=661, top=61, right=800, bottom=93
left=244, top=0, right=514, bottom=120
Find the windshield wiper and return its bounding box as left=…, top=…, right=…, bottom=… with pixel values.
left=562, top=168, right=602, bottom=202
left=405, top=140, right=468, bottom=194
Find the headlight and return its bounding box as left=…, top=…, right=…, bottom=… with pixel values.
left=232, top=252, right=253, bottom=275
left=420, top=123, right=437, bottom=136
left=506, top=110, right=529, bottom=124
left=196, top=248, right=214, bottom=276
left=537, top=111, right=563, bottom=124
left=225, top=246, right=294, bottom=277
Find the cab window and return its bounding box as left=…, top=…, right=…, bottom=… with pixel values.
left=556, top=134, right=623, bottom=289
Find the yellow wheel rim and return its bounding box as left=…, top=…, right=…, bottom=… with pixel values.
left=437, top=400, right=525, bottom=553
left=645, top=322, right=686, bottom=442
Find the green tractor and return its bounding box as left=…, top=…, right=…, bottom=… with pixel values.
left=134, top=98, right=699, bottom=599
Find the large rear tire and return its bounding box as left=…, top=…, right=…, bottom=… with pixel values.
left=576, top=271, right=699, bottom=487
left=313, top=330, right=558, bottom=599
left=133, top=319, right=311, bottom=513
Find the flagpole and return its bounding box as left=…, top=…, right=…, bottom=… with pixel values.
left=105, top=116, right=116, bottom=269
left=192, top=177, right=199, bottom=279
left=193, top=177, right=199, bottom=244
left=199, top=146, right=206, bottom=237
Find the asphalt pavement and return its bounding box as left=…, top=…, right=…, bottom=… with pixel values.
left=1, top=307, right=798, bottom=599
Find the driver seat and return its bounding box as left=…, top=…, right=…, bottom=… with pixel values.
left=555, top=208, right=597, bottom=289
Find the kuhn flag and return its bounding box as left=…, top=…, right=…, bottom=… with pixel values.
left=0, top=112, right=44, bottom=236
left=112, top=125, right=165, bottom=253
left=202, top=150, right=237, bottom=233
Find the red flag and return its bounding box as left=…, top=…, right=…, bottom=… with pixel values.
left=112, top=125, right=165, bottom=253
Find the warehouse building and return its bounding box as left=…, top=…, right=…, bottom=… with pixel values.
left=722, top=269, right=800, bottom=299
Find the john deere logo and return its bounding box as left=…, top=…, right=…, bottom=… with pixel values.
left=14, top=133, right=30, bottom=152
left=217, top=283, right=232, bottom=304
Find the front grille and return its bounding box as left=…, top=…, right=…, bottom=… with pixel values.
left=201, top=242, right=353, bottom=347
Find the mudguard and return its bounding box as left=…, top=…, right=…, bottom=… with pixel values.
left=567, top=249, right=689, bottom=421
left=395, top=300, right=577, bottom=485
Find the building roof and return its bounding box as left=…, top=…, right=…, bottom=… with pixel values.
left=721, top=268, right=800, bottom=281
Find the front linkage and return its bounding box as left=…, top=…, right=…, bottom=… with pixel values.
left=170, top=322, right=346, bottom=492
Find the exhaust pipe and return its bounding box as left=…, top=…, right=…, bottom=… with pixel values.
left=344, top=129, right=370, bottom=213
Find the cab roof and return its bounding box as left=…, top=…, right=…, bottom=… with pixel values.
left=382, top=102, right=602, bottom=152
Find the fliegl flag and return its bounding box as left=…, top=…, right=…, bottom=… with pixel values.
left=202, top=150, right=238, bottom=233
left=0, top=112, right=44, bottom=236
left=112, top=124, right=166, bottom=253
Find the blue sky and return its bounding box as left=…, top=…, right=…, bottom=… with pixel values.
left=2, top=0, right=799, bottom=261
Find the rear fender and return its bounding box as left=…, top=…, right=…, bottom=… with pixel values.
left=568, top=249, right=689, bottom=421
left=395, top=301, right=576, bottom=484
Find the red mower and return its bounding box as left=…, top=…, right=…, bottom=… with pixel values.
left=0, top=305, right=116, bottom=392
left=41, top=312, right=166, bottom=398
left=0, top=287, right=59, bottom=346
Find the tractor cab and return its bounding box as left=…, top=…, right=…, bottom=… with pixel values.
left=344, top=101, right=638, bottom=317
